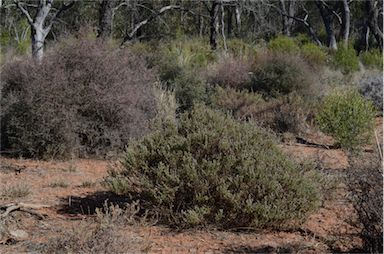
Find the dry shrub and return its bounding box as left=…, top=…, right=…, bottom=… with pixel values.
left=346, top=154, right=383, bottom=253
left=0, top=38, right=157, bottom=159
left=206, top=54, right=252, bottom=89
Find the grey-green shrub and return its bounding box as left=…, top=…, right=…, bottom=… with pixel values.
left=316, top=89, right=375, bottom=151
left=333, top=45, right=359, bottom=74
left=249, top=53, right=316, bottom=97
left=301, top=43, right=328, bottom=65
left=105, top=105, right=320, bottom=229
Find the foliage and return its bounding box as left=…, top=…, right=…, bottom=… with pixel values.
left=347, top=154, right=383, bottom=253
left=0, top=38, right=157, bottom=159
left=206, top=54, right=252, bottom=89
left=358, top=73, right=383, bottom=111
left=226, top=38, right=257, bottom=57
left=174, top=71, right=208, bottom=112
left=105, top=105, right=320, bottom=229
left=360, top=49, right=383, bottom=69
left=211, top=87, right=311, bottom=134
left=1, top=183, right=30, bottom=199
left=316, top=89, right=375, bottom=151
left=268, top=36, right=300, bottom=54
left=301, top=43, right=328, bottom=65
left=332, top=45, right=359, bottom=74
left=249, top=53, right=316, bottom=97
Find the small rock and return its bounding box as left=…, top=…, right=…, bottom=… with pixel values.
left=9, top=229, right=29, bottom=240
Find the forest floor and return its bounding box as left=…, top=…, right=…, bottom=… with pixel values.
left=1, top=117, right=382, bottom=254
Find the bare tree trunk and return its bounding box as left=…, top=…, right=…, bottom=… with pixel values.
left=235, top=2, right=241, bottom=37
left=98, top=0, right=115, bottom=39
left=315, top=0, right=337, bottom=50
left=221, top=2, right=227, bottom=51
left=340, top=0, right=350, bottom=47
left=14, top=0, right=74, bottom=61
left=366, top=0, right=383, bottom=49
left=209, top=0, right=220, bottom=50
left=280, top=0, right=295, bottom=36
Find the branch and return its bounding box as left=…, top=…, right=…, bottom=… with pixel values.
left=44, top=1, right=75, bottom=36
left=121, top=5, right=181, bottom=45
left=13, top=0, right=33, bottom=26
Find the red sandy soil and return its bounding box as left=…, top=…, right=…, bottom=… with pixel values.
left=1, top=117, right=381, bottom=253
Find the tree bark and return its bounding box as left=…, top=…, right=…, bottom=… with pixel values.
left=97, top=0, right=115, bottom=39
left=235, top=2, right=241, bottom=37
left=340, top=0, right=350, bottom=47
left=227, top=6, right=233, bottom=37
left=315, top=0, right=337, bottom=50
left=366, top=0, right=383, bottom=49
left=209, top=0, right=220, bottom=50
left=280, top=0, right=295, bottom=36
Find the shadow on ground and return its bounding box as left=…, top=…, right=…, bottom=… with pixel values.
left=56, top=191, right=131, bottom=215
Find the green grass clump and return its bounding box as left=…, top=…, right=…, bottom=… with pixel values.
left=316, top=89, right=375, bottom=151
left=360, top=49, right=383, bottom=69
left=268, top=36, right=300, bottom=54
left=1, top=183, right=31, bottom=199
left=105, top=105, right=320, bottom=229
left=333, top=45, right=359, bottom=74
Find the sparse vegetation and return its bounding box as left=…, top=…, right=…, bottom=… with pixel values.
left=1, top=183, right=31, bottom=199
left=360, top=49, right=383, bottom=69
left=48, top=179, right=69, bottom=188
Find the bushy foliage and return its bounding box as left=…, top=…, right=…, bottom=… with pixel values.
left=206, top=54, right=252, bottom=88
left=105, top=105, right=320, bottom=229
left=268, top=36, right=300, bottom=54
left=174, top=72, right=208, bottom=112
left=347, top=154, right=383, bottom=253
left=360, top=49, right=383, bottom=69
left=249, top=53, right=316, bottom=97
left=211, top=87, right=310, bottom=134
left=226, top=39, right=257, bottom=57
left=0, top=38, right=157, bottom=159
left=316, top=89, right=375, bottom=151
left=332, top=45, right=359, bottom=73
left=358, top=73, right=383, bottom=111
left=301, top=43, right=328, bottom=65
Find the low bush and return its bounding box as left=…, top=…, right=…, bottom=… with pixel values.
left=0, top=38, right=157, bottom=159
left=316, top=89, right=375, bottom=151
left=332, top=45, right=359, bottom=74
left=206, top=54, right=252, bottom=89
left=174, top=72, right=208, bottom=112
left=268, top=36, right=300, bottom=54
left=347, top=154, right=383, bottom=253
left=211, top=87, right=311, bottom=134
left=249, top=53, right=317, bottom=98
left=360, top=49, right=383, bottom=69
left=358, top=73, right=383, bottom=111
left=301, top=43, right=328, bottom=65
left=105, top=105, right=320, bottom=229
left=226, top=39, right=257, bottom=58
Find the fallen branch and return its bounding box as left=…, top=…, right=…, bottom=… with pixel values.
left=0, top=203, right=50, bottom=219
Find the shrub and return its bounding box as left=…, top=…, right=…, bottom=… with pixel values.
left=1, top=183, right=30, bottom=199
left=268, top=36, right=300, bottom=54
left=174, top=72, right=208, bottom=112
left=226, top=39, right=257, bottom=58
left=211, top=87, right=311, bottom=134
left=332, top=45, right=359, bottom=74
left=358, top=73, right=383, bottom=111
left=360, top=49, right=383, bottom=69
left=105, top=105, right=320, bottom=229
left=249, top=53, right=317, bottom=97
left=206, top=54, right=252, bottom=89
left=347, top=154, right=383, bottom=253
left=301, top=43, right=328, bottom=65
left=0, top=38, right=157, bottom=159
left=316, top=89, right=375, bottom=151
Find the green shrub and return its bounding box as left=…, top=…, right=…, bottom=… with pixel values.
left=316, top=89, right=375, bottom=151
left=268, top=36, right=300, bottom=54
left=226, top=39, right=257, bottom=58
left=294, top=33, right=312, bottom=46
left=301, top=43, right=328, bottom=65
left=105, top=105, right=320, bottom=229
left=333, top=45, right=359, bottom=74
left=174, top=72, right=208, bottom=112
left=360, top=49, right=383, bottom=69
left=249, top=53, right=316, bottom=97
